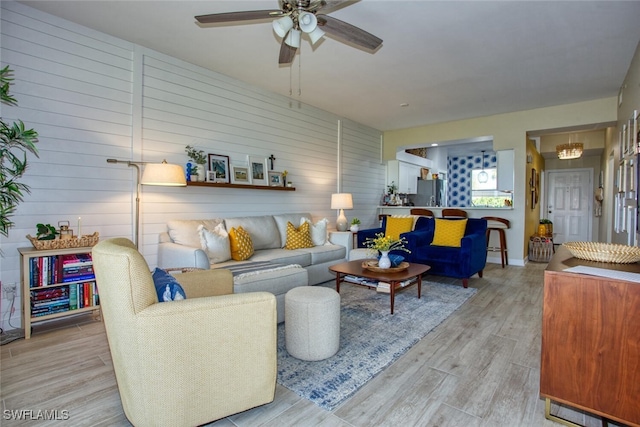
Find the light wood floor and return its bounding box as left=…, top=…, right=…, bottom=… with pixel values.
left=1, top=262, right=622, bottom=427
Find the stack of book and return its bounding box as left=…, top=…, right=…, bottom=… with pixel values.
left=376, top=278, right=417, bottom=293
left=344, top=275, right=379, bottom=287
left=31, top=287, right=70, bottom=317
left=60, top=253, right=95, bottom=283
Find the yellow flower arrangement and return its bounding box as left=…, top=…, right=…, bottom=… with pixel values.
left=364, top=232, right=410, bottom=253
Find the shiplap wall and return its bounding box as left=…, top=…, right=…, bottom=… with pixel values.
left=0, top=2, right=384, bottom=330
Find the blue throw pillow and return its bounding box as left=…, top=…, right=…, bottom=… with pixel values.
left=151, top=268, right=187, bottom=302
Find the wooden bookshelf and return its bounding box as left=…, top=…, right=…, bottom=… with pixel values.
left=187, top=181, right=295, bottom=191
left=18, top=246, right=100, bottom=339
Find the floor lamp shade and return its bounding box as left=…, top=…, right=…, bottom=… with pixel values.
left=141, top=162, right=187, bottom=186
left=331, top=193, right=353, bottom=232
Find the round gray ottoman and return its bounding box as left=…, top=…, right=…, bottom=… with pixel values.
left=285, top=286, right=340, bottom=361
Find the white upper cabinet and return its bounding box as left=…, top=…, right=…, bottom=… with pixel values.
left=388, top=160, right=420, bottom=194
left=497, top=149, right=515, bottom=192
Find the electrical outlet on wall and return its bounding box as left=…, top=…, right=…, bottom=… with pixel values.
left=2, top=282, right=17, bottom=300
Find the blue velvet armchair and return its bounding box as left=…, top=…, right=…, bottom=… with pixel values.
left=357, top=216, right=488, bottom=288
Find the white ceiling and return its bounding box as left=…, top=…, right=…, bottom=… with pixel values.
left=18, top=1, right=640, bottom=132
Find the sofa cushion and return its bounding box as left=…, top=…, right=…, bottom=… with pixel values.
left=224, top=216, right=281, bottom=251
left=432, top=219, right=468, bottom=247
left=300, top=217, right=329, bottom=246
left=167, top=219, right=224, bottom=248
left=198, top=223, right=231, bottom=264
left=297, top=244, right=346, bottom=264
left=273, top=213, right=312, bottom=247
left=151, top=268, right=186, bottom=302
left=249, top=248, right=312, bottom=267
left=229, top=226, right=254, bottom=261
left=386, top=216, right=414, bottom=240
left=285, top=221, right=314, bottom=250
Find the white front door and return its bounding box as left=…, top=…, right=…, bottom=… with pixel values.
left=546, top=169, right=593, bottom=244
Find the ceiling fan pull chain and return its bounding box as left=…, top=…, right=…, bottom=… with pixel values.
left=298, top=48, right=302, bottom=96
left=289, top=62, right=293, bottom=97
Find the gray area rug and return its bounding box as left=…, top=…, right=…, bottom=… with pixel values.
left=277, top=281, right=477, bottom=411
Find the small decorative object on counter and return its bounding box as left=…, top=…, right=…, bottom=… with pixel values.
left=350, top=217, right=361, bottom=232
left=282, top=170, right=288, bottom=186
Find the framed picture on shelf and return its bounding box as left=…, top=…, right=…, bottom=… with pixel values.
left=232, top=165, right=250, bottom=184
left=248, top=156, right=268, bottom=186
left=206, top=171, right=216, bottom=182
left=268, top=171, right=284, bottom=187
left=208, top=154, right=230, bottom=183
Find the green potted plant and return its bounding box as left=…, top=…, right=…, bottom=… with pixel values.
left=350, top=217, right=361, bottom=232
left=36, top=223, right=58, bottom=240
left=185, top=145, right=207, bottom=182
left=0, top=66, right=39, bottom=241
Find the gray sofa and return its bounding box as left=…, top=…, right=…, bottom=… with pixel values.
left=157, top=213, right=350, bottom=322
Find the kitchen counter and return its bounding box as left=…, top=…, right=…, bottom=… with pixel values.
left=378, top=206, right=514, bottom=216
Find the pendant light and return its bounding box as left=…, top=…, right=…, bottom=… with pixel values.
left=478, top=151, right=489, bottom=183
left=556, top=134, right=583, bottom=160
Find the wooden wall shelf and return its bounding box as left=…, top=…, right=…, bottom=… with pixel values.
left=187, top=182, right=295, bottom=191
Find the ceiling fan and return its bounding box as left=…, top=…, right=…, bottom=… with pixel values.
left=195, top=0, right=383, bottom=65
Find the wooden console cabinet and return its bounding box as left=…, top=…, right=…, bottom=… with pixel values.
left=541, top=247, right=640, bottom=426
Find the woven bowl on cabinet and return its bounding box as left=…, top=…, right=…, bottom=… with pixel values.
left=562, top=241, right=640, bottom=264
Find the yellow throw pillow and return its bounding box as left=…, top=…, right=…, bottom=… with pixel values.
left=431, top=219, right=468, bottom=247
left=228, top=226, right=254, bottom=261
left=285, top=221, right=314, bottom=250
left=385, top=216, right=414, bottom=240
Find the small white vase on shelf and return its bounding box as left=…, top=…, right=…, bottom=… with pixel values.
left=378, top=251, right=391, bottom=269
left=350, top=224, right=359, bottom=232
left=195, top=167, right=206, bottom=182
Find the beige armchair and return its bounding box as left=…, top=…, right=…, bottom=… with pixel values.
left=92, top=238, right=277, bottom=427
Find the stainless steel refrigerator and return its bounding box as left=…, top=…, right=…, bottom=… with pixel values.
left=414, top=178, right=447, bottom=207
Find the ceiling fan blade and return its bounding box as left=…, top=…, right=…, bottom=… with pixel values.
left=316, top=1, right=358, bottom=14
left=279, top=39, right=297, bottom=64
left=317, top=15, right=382, bottom=51
left=195, top=10, right=281, bottom=24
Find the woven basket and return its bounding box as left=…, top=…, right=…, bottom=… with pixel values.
left=563, top=241, right=640, bottom=264
left=362, top=260, right=410, bottom=273
left=26, top=232, right=100, bottom=250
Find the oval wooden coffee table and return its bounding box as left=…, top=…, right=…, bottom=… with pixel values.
left=329, top=259, right=431, bottom=314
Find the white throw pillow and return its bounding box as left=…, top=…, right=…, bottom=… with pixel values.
left=198, top=223, right=231, bottom=264
left=300, top=217, right=329, bottom=246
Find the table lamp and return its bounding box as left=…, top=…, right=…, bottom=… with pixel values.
left=331, top=193, right=353, bottom=232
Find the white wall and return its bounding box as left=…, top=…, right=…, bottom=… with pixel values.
left=0, top=2, right=384, bottom=330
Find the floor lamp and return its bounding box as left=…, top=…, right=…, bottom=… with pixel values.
left=107, top=159, right=186, bottom=248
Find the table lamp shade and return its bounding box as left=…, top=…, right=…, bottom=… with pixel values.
left=331, top=193, right=353, bottom=232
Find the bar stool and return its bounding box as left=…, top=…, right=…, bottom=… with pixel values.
left=442, top=208, right=468, bottom=218
left=483, top=216, right=510, bottom=268
left=410, top=208, right=434, bottom=217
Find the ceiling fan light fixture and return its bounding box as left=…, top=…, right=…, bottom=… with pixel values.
left=298, top=11, right=317, bottom=33
left=307, top=26, right=325, bottom=44
left=272, top=15, right=294, bottom=38
left=285, top=28, right=301, bottom=48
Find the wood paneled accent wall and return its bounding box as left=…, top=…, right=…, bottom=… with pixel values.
left=0, top=2, right=384, bottom=331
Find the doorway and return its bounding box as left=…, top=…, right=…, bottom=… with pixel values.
left=545, top=169, right=593, bottom=244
